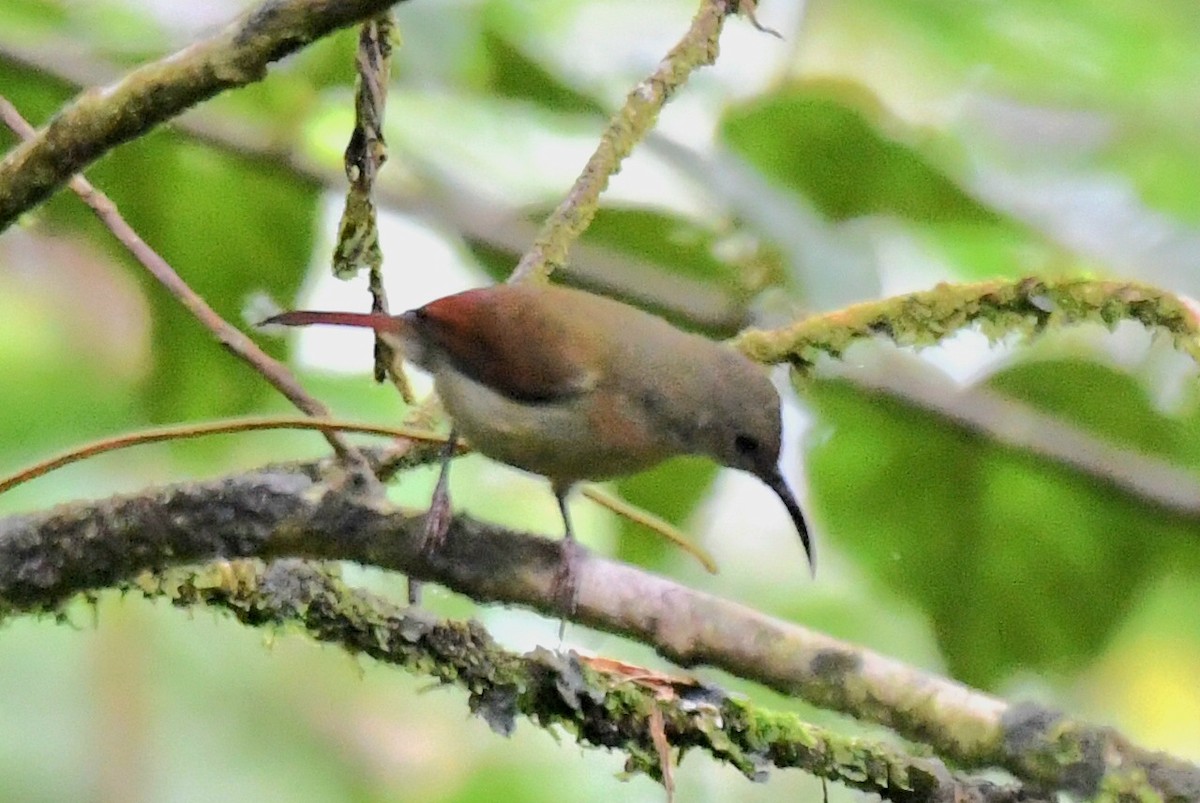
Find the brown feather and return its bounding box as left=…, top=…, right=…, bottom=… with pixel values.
left=411, top=286, right=598, bottom=403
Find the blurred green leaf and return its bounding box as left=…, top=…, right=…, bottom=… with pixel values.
left=0, top=284, right=140, bottom=475
left=1112, top=132, right=1200, bottom=225
left=612, top=456, right=719, bottom=572
left=0, top=61, right=74, bottom=153
left=480, top=28, right=605, bottom=116
left=67, top=1, right=165, bottom=63
left=810, top=0, right=1200, bottom=228
left=989, top=358, right=1191, bottom=459
left=847, top=0, right=1200, bottom=108
left=719, top=83, right=1071, bottom=279
left=581, top=207, right=747, bottom=290
left=721, top=84, right=997, bottom=224
left=923, top=222, right=1063, bottom=281
left=0, top=0, right=68, bottom=37
left=0, top=34, right=321, bottom=430
left=805, top=357, right=1197, bottom=686
left=469, top=206, right=754, bottom=337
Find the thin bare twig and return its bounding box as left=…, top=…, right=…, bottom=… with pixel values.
left=0, top=96, right=368, bottom=467
left=580, top=486, right=718, bottom=573
left=0, top=416, right=446, bottom=496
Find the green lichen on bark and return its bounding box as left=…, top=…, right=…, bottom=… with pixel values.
left=131, top=560, right=528, bottom=695
left=882, top=685, right=1004, bottom=769
left=724, top=700, right=935, bottom=796
left=1094, top=769, right=1168, bottom=803
left=122, top=559, right=1025, bottom=800
left=736, top=277, right=1200, bottom=373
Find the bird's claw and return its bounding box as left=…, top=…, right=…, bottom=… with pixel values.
left=420, top=493, right=453, bottom=555
left=421, top=439, right=456, bottom=556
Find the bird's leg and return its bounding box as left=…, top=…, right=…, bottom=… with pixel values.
left=408, top=429, right=457, bottom=605
left=421, top=429, right=459, bottom=554
left=552, top=482, right=584, bottom=640
left=410, top=429, right=460, bottom=605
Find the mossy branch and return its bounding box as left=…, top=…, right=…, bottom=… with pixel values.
left=736, top=276, right=1200, bottom=371
left=739, top=276, right=1200, bottom=517
left=129, top=558, right=1042, bottom=802
left=1, top=0, right=1197, bottom=792
left=0, top=459, right=1195, bottom=799
left=0, top=0, right=408, bottom=232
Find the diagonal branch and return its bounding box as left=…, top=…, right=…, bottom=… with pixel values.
left=0, top=96, right=370, bottom=467
left=0, top=463, right=1194, bottom=799
left=830, top=352, right=1200, bottom=517
left=0, top=0, right=407, bottom=232
left=0, top=30, right=751, bottom=334
left=508, top=0, right=734, bottom=284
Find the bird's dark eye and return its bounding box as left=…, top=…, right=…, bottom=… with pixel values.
left=734, top=434, right=759, bottom=455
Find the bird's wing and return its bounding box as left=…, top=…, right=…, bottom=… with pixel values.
left=412, top=289, right=599, bottom=403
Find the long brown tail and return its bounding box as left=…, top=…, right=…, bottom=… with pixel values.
left=260, top=310, right=401, bottom=332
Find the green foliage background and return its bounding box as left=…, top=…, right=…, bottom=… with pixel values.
left=1, top=0, right=1199, bottom=800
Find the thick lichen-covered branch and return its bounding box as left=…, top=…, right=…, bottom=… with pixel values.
left=131, top=559, right=1040, bottom=802
left=738, top=276, right=1200, bottom=519
left=0, top=462, right=1195, bottom=799
left=0, top=0, right=407, bottom=232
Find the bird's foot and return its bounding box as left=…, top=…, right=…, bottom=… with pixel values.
left=416, top=427, right=458, bottom=559
left=410, top=492, right=453, bottom=608
left=419, top=456, right=455, bottom=557
left=552, top=538, right=585, bottom=641
left=420, top=491, right=453, bottom=556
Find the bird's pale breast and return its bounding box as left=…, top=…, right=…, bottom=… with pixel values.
left=434, top=366, right=677, bottom=483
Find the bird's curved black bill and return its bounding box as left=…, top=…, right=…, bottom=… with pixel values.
left=763, top=470, right=815, bottom=577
